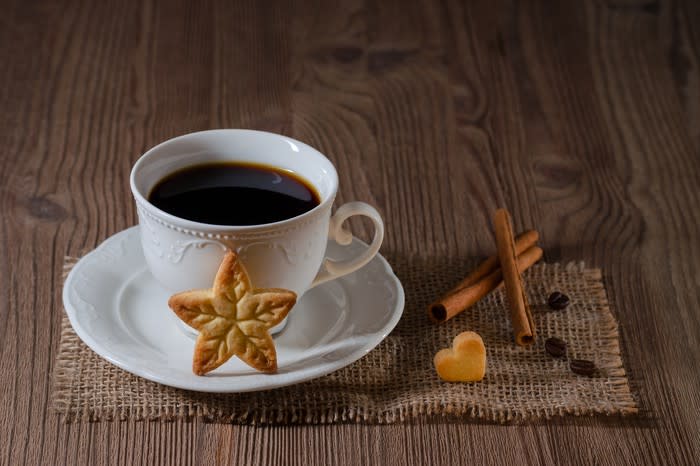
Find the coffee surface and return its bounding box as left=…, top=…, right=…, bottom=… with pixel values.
left=148, top=162, right=320, bottom=225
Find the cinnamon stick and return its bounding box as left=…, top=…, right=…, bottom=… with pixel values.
left=493, top=209, right=535, bottom=346
left=441, top=230, right=539, bottom=297
left=428, top=246, right=542, bottom=323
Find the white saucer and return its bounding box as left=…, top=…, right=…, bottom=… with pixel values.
left=62, top=227, right=404, bottom=393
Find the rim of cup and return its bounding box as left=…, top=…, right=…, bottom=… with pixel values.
left=130, top=129, right=339, bottom=233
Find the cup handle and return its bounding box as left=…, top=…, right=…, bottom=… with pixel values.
left=311, top=201, right=384, bottom=288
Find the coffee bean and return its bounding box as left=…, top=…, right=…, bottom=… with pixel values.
left=545, top=337, right=567, bottom=357
left=547, top=291, right=570, bottom=310
left=570, top=359, right=596, bottom=377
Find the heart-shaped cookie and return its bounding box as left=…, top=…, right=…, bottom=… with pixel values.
left=434, top=331, right=486, bottom=382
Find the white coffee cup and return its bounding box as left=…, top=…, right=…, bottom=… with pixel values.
left=130, top=129, right=384, bottom=334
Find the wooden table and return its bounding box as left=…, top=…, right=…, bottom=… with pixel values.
left=1, top=0, right=698, bottom=464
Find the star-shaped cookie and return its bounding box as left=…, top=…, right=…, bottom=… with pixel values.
left=168, top=250, right=297, bottom=375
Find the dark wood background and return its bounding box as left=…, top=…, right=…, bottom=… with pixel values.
left=1, top=0, right=698, bottom=464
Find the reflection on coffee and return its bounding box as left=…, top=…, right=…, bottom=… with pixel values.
left=148, top=162, right=320, bottom=226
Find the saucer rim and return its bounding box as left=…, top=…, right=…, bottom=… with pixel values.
left=62, top=226, right=405, bottom=393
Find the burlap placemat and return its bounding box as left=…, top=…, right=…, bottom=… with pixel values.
left=52, top=257, right=637, bottom=423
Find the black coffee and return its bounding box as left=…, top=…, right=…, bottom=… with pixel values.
left=148, top=162, right=320, bottom=225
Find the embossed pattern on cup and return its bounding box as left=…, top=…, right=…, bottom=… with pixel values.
left=134, top=197, right=331, bottom=294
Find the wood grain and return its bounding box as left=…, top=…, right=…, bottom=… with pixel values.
left=1, top=0, right=699, bottom=464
